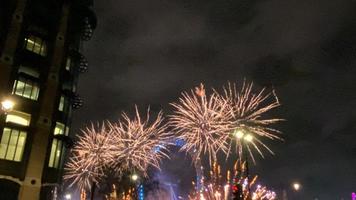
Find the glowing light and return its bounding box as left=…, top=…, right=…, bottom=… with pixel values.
left=244, top=134, right=253, bottom=142
left=216, top=81, right=283, bottom=163
left=131, top=174, right=139, bottom=181
left=233, top=129, right=244, bottom=139
left=138, top=184, right=144, bottom=200
left=352, top=192, right=356, bottom=200
left=1, top=99, right=15, bottom=112
left=65, top=193, right=71, bottom=200
left=189, top=161, right=276, bottom=200
left=293, top=183, right=301, bottom=191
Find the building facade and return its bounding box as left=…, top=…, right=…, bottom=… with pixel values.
left=0, top=0, right=96, bottom=199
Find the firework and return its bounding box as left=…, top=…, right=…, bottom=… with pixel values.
left=216, top=81, right=283, bottom=163
left=108, top=106, right=172, bottom=174
left=188, top=162, right=276, bottom=200
left=64, top=123, right=114, bottom=191
left=170, top=84, right=233, bottom=164
left=64, top=107, right=172, bottom=192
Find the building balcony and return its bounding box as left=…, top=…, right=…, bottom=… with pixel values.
left=71, top=2, right=97, bottom=41
left=62, top=90, right=83, bottom=110
left=69, top=49, right=88, bottom=73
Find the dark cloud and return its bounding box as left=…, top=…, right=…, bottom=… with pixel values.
left=73, top=0, right=356, bottom=199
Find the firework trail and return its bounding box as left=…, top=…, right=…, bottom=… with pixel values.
left=64, top=107, right=173, bottom=191
left=64, top=123, right=114, bottom=191
left=170, top=84, right=234, bottom=164
left=216, top=81, right=283, bottom=163
left=108, top=106, right=172, bottom=174
left=188, top=162, right=276, bottom=200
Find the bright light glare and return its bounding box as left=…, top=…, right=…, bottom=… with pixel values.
left=293, top=183, right=301, bottom=191
left=234, top=130, right=244, bottom=139
left=65, top=193, right=71, bottom=200
left=1, top=100, right=14, bottom=112
left=244, top=134, right=253, bottom=142
left=131, top=174, right=139, bottom=181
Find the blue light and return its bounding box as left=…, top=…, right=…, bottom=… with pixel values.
left=175, top=139, right=185, bottom=147
left=138, top=184, right=144, bottom=200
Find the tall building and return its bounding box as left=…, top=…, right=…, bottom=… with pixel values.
left=0, top=0, right=96, bottom=199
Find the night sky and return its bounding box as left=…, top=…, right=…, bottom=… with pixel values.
left=73, top=0, right=356, bottom=199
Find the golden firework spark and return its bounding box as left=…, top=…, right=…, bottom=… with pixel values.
left=170, top=84, right=234, bottom=164
left=216, top=81, right=284, bottom=163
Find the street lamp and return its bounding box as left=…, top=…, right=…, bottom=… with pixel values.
left=1, top=99, right=15, bottom=114
left=64, top=193, right=71, bottom=200
left=292, top=182, right=301, bottom=191
left=131, top=174, right=139, bottom=182
left=233, top=129, right=253, bottom=143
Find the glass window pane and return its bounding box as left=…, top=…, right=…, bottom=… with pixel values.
left=14, top=80, right=25, bottom=96
left=66, top=57, right=71, bottom=71
left=5, top=130, right=19, bottom=160
left=13, top=78, right=39, bottom=100
left=54, top=122, right=65, bottom=135
left=0, top=128, right=11, bottom=159
left=5, top=111, right=31, bottom=126
left=24, top=35, right=47, bottom=56
left=14, top=131, right=26, bottom=161
left=58, top=96, right=65, bottom=111
left=30, top=84, right=40, bottom=100
left=48, top=139, right=57, bottom=167
left=40, top=42, right=47, bottom=56
left=25, top=37, right=35, bottom=52
left=65, top=127, right=69, bottom=136
left=23, top=82, right=32, bottom=98
left=54, top=140, right=62, bottom=168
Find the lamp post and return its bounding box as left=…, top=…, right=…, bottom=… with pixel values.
left=292, top=182, right=301, bottom=191
left=232, top=128, right=254, bottom=200
left=1, top=99, right=15, bottom=114
left=131, top=173, right=144, bottom=200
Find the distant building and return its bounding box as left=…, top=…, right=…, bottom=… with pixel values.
left=0, top=0, right=96, bottom=199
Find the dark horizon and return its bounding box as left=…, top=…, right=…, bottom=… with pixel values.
left=73, top=0, right=356, bottom=199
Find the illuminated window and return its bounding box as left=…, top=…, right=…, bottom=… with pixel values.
left=12, top=77, right=40, bottom=100
left=5, top=111, right=31, bottom=126
left=65, top=57, right=71, bottom=71
left=54, top=122, right=66, bottom=135
left=48, top=138, right=62, bottom=168
left=58, top=95, right=70, bottom=113
left=24, top=35, right=47, bottom=56
left=0, top=127, right=27, bottom=162
left=58, top=96, right=65, bottom=111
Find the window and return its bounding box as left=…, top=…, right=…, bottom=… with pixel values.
left=65, top=57, right=71, bottom=71
left=48, top=138, right=62, bottom=168
left=5, top=111, right=31, bottom=126
left=24, top=35, right=47, bottom=56
left=54, top=122, right=66, bottom=136
left=18, top=66, right=40, bottom=78
left=58, top=96, right=65, bottom=111
left=12, top=77, right=40, bottom=100
left=0, top=127, right=27, bottom=162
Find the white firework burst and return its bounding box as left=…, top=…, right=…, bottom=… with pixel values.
left=169, top=84, right=234, bottom=164
left=64, top=123, right=114, bottom=191
left=216, top=81, right=283, bottom=163
left=108, top=106, right=172, bottom=175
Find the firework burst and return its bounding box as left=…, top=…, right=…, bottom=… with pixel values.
left=108, top=106, right=172, bottom=174
left=216, top=81, right=283, bottom=163
left=188, top=162, right=276, bottom=200
left=64, top=123, right=114, bottom=191
left=169, top=84, right=233, bottom=164
left=64, top=107, right=172, bottom=191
